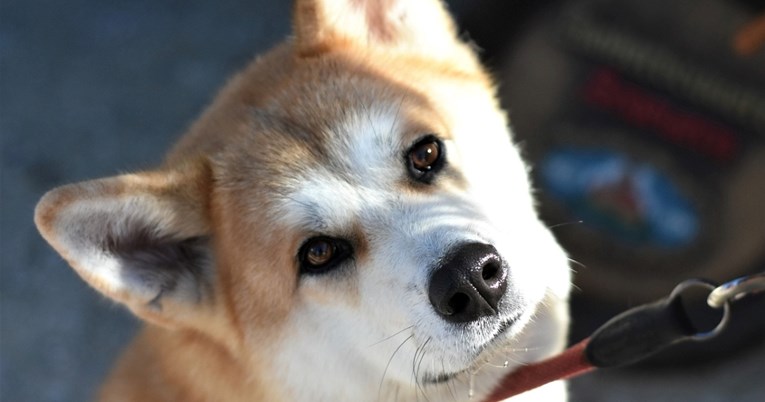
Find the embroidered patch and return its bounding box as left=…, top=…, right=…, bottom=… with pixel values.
left=540, top=147, right=699, bottom=249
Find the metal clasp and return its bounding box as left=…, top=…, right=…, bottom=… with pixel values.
left=707, top=272, right=765, bottom=309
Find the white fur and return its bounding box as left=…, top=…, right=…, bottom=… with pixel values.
left=270, top=96, right=571, bottom=401
left=53, top=196, right=163, bottom=298
left=49, top=194, right=205, bottom=306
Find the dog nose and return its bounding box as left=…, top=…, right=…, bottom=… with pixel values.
left=428, top=243, right=508, bottom=323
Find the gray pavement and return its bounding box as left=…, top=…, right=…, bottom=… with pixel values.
left=1, top=1, right=762, bottom=401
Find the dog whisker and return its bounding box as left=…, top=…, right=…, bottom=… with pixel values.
left=547, top=220, right=584, bottom=230
left=415, top=338, right=432, bottom=399
left=567, top=257, right=587, bottom=270
left=441, top=357, right=458, bottom=402
left=484, top=360, right=510, bottom=369
left=411, top=338, right=432, bottom=402
left=369, top=325, right=414, bottom=347
left=467, top=369, right=476, bottom=399
left=378, top=334, right=414, bottom=402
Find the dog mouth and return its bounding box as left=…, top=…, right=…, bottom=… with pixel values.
left=421, top=312, right=523, bottom=384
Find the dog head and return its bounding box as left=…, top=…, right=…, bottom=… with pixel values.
left=35, top=1, right=571, bottom=400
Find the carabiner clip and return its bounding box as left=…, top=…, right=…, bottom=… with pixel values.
left=707, top=272, right=765, bottom=309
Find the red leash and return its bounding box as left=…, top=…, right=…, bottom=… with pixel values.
left=483, top=339, right=594, bottom=401
left=482, top=274, right=765, bottom=402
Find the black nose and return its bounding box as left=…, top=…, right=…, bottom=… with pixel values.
left=428, top=243, right=508, bottom=323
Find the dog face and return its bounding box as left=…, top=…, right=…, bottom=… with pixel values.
left=35, top=1, right=571, bottom=401
left=240, top=54, right=571, bottom=398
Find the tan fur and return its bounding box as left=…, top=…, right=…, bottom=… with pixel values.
left=99, top=326, right=282, bottom=402
left=34, top=1, right=562, bottom=401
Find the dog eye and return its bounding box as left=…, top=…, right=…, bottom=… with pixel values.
left=406, top=135, right=445, bottom=183
left=298, top=237, right=352, bottom=274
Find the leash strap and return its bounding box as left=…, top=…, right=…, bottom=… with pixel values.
left=586, top=279, right=728, bottom=367
left=483, top=273, right=765, bottom=402
left=483, top=339, right=594, bottom=402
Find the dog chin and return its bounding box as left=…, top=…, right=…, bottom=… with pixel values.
left=421, top=306, right=534, bottom=385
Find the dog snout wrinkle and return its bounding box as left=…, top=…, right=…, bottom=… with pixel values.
left=428, top=243, right=508, bottom=323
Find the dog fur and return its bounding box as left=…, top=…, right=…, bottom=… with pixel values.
left=35, top=1, right=571, bottom=401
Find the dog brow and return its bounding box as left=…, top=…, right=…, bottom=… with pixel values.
left=286, top=196, right=330, bottom=233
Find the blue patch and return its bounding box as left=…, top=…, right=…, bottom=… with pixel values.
left=540, top=147, right=699, bottom=248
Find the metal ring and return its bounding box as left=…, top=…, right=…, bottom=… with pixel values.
left=669, top=279, right=730, bottom=341
left=707, top=272, right=765, bottom=309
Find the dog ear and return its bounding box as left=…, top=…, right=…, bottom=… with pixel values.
left=35, top=160, right=215, bottom=328
left=293, top=0, right=460, bottom=57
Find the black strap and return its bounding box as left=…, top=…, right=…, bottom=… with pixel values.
left=586, top=280, right=723, bottom=367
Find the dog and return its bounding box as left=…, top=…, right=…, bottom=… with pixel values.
left=34, top=0, right=571, bottom=400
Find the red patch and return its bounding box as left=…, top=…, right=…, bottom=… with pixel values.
left=583, top=68, right=739, bottom=163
